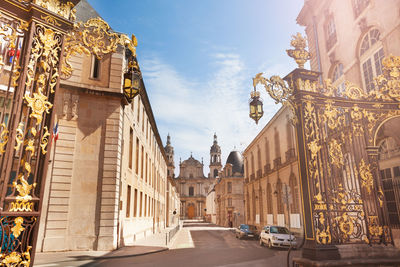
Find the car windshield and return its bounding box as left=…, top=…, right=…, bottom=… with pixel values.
left=270, top=226, right=289, bottom=234
left=240, top=225, right=256, bottom=231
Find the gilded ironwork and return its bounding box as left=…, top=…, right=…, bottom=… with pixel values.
left=33, top=0, right=75, bottom=20
left=14, top=122, right=24, bottom=151
left=252, top=73, right=298, bottom=124
left=0, top=123, right=9, bottom=154
left=359, top=159, right=374, bottom=194
left=40, top=126, right=50, bottom=154
left=11, top=217, right=25, bottom=238
left=24, top=88, right=53, bottom=125
left=254, top=35, right=400, bottom=247
left=62, top=17, right=138, bottom=78
left=286, top=33, right=311, bottom=68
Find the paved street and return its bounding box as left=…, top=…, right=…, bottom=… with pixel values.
left=85, top=222, right=300, bottom=267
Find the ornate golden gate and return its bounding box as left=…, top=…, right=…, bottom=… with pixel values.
left=0, top=1, right=78, bottom=265
left=253, top=34, right=400, bottom=261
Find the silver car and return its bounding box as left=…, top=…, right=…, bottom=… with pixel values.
left=259, top=225, right=296, bottom=248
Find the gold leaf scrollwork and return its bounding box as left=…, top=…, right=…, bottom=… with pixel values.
left=343, top=81, right=367, bottom=100
left=368, top=216, right=383, bottom=237
left=11, top=217, right=25, bottom=238
left=0, top=246, right=31, bottom=266
left=40, top=126, right=50, bottom=154
left=11, top=60, right=21, bottom=88
left=377, top=187, right=384, bottom=207
left=33, top=0, right=75, bottom=20
left=62, top=17, right=138, bottom=78
left=252, top=73, right=298, bottom=124
left=0, top=123, right=9, bottom=154
left=359, top=159, right=374, bottom=194
left=15, top=122, right=24, bottom=151
left=328, top=139, right=344, bottom=169
left=316, top=212, right=331, bottom=244
left=41, top=14, right=61, bottom=26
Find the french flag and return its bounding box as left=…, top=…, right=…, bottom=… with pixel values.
left=52, top=122, right=59, bottom=142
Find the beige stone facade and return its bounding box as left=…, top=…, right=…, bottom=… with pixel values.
left=35, top=1, right=178, bottom=252
left=176, top=155, right=215, bottom=219
left=243, top=107, right=302, bottom=233
left=214, top=151, right=245, bottom=228
left=298, top=0, right=400, bottom=246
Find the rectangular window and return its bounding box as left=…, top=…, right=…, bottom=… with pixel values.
left=146, top=119, right=149, bottom=140
left=374, top=48, right=384, bottom=76
left=145, top=153, right=148, bottom=183
left=137, top=97, right=140, bottom=122
left=362, top=58, right=374, bottom=92
left=134, top=188, right=138, bottom=217
left=227, top=182, right=232, bottom=193
left=141, top=145, right=144, bottom=179
left=394, top=166, right=400, bottom=177
left=148, top=196, right=151, bottom=216
left=144, top=194, right=147, bottom=217
left=228, top=198, right=232, bottom=207
left=90, top=55, right=100, bottom=79
left=142, top=108, right=145, bottom=132
left=140, top=191, right=143, bottom=217
left=126, top=185, right=131, bottom=217
left=129, top=128, right=133, bottom=169
left=135, top=138, right=139, bottom=174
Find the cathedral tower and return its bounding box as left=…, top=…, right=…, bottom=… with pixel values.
left=164, top=134, right=175, bottom=178
left=209, top=133, right=222, bottom=178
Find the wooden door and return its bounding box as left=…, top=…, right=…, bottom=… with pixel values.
left=188, top=205, right=195, bottom=219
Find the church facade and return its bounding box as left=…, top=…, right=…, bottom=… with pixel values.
left=167, top=135, right=221, bottom=219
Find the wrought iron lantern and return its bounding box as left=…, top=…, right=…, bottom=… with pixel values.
left=123, top=54, right=141, bottom=102
left=249, top=88, right=263, bottom=124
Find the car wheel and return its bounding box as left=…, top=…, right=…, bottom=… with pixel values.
left=259, top=238, right=264, bottom=246
left=267, top=239, right=272, bottom=249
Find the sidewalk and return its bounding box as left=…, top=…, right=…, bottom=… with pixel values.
left=34, top=224, right=182, bottom=267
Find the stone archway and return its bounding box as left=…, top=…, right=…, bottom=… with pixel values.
left=375, top=116, right=400, bottom=246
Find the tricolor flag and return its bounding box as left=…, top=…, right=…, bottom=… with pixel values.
left=52, top=122, right=59, bottom=142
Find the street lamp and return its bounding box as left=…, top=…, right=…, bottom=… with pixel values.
left=123, top=49, right=141, bottom=102
left=249, top=88, right=263, bottom=124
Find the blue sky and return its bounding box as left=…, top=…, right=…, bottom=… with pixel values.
left=88, top=0, right=305, bottom=176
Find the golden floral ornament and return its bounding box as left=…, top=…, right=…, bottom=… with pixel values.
left=24, top=89, right=53, bottom=126
left=368, top=216, right=383, bottom=237
left=286, top=33, right=311, bottom=69
left=33, top=0, right=76, bottom=20
left=11, top=217, right=25, bottom=238
left=359, top=159, right=374, bottom=194
left=0, top=123, right=9, bottom=154
left=0, top=246, right=31, bottom=266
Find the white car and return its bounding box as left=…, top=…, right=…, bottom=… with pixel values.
left=259, top=225, right=296, bottom=248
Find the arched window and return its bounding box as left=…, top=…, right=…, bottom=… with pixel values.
left=359, top=28, right=384, bottom=93
left=289, top=174, right=300, bottom=213
left=276, top=179, right=283, bottom=214
left=332, top=63, right=345, bottom=95
left=213, top=169, right=218, bottom=178
left=267, top=183, right=273, bottom=214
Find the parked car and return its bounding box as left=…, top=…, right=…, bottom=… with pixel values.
left=235, top=224, right=258, bottom=239
left=259, top=225, right=297, bottom=248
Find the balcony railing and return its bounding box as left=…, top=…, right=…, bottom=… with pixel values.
left=273, top=157, right=281, bottom=169
left=257, top=169, right=262, bottom=179
left=264, top=163, right=271, bottom=175
left=285, top=148, right=296, bottom=162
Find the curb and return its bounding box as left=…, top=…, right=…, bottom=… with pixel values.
left=93, top=247, right=169, bottom=260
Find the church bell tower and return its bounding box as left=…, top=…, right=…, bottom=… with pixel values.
left=209, top=133, right=222, bottom=178
left=164, top=134, right=175, bottom=178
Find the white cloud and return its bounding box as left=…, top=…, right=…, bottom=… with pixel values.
left=141, top=53, right=281, bottom=176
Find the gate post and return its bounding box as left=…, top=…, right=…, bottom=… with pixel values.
left=0, top=1, right=79, bottom=265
